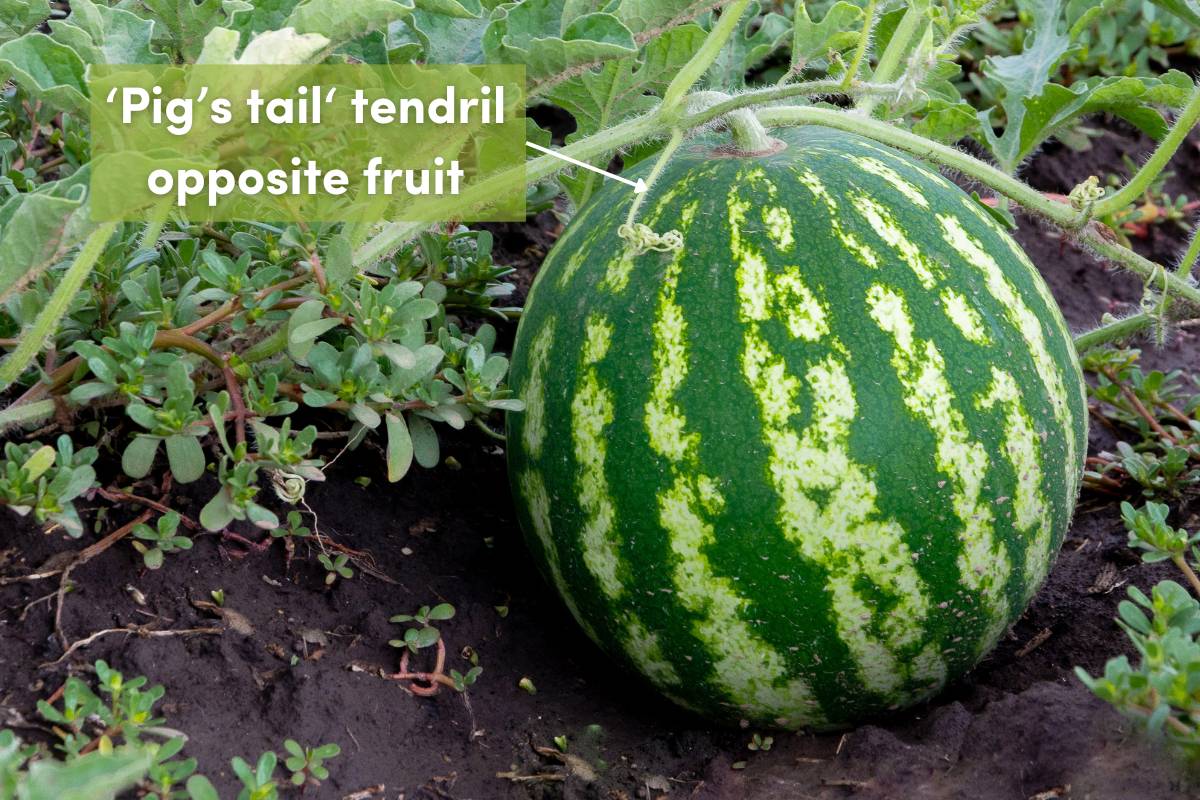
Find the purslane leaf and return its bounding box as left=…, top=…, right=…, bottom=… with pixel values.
left=1147, top=0, right=1200, bottom=27
left=165, top=435, right=206, bottom=484
left=385, top=412, right=414, bottom=482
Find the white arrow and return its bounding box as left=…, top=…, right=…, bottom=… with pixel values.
left=526, top=141, right=646, bottom=193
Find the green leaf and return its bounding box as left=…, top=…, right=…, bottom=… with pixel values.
left=50, top=0, right=169, bottom=64
left=385, top=412, right=413, bottom=482
left=122, top=436, right=161, bottom=479
left=324, top=233, right=355, bottom=287
left=237, top=26, right=330, bottom=63
left=287, top=299, right=331, bottom=364
left=0, top=193, right=86, bottom=302
left=911, top=99, right=979, bottom=143
left=413, top=0, right=480, bottom=19
left=484, top=0, right=637, bottom=84
left=22, top=748, right=152, bottom=800
left=165, top=435, right=205, bottom=483
left=286, top=0, right=415, bottom=48
left=547, top=24, right=706, bottom=136
left=790, top=1, right=862, bottom=72
left=0, top=222, right=115, bottom=394
left=0, top=33, right=88, bottom=116
left=411, top=626, right=440, bottom=648
left=978, top=0, right=1074, bottom=171
left=985, top=72, right=1196, bottom=170
left=0, top=0, right=51, bottom=45
left=1148, top=0, right=1200, bottom=27
left=407, top=9, right=484, bottom=63
left=428, top=602, right=455, bottom=620
left=195, top=25, right=240, bottom=63
left=611, top=0, right=707, bottom=34
left=350, top=402, right=381, bottom=429
left=200, top=488, right=235, bottom=532
left=704, top=1, right=790, bottom=91
left=185, top=774, right=220, bottom=800
left=22, top=445, right=57, bottom=482
left=289, top=318, right=343, bottom=346
left=134, top=0, right=240, bottom=61
left=409, top=414, right=439, bottom=468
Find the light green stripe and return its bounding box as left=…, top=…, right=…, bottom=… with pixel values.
left=519, top=470, right=598, bottom=642
left=645, top=201, right=818, bottom=725
left=571, top=312, right=679, bottom=686
left=977, top=367, right=1053, bottom=602
left=521, top=320, right=555, bottom=458
left=842, top=154, right=930, bottom=208
left=791, top=168, right=880, bottom=268
left=851, top=192, right=943, bottom=289
left=938, top=215, right=1081, bottom=504
left=865, top=283, right=1011, bottom=651
left=731, top=183, right=945, bottom=699
left=940, top=288, right=991, bottom=344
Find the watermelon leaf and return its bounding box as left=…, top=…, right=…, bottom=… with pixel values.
left=483, top=0, right=637, bottom=86
left=0, top=33, right=89, bottom=116
left=789, top=1, right=862, bottom=75
left=704, top=1, right=790, bottom=91
left=0, top=0, right=51, bottom=45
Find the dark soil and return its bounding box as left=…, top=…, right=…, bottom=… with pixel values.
left=3, top=120, right=1200, bottom=800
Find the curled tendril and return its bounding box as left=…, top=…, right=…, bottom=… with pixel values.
left=617, top=223, right=684, bottom=255
left=1139, top=264, right=1172, bottom=347
left=271, top=470, right=307, bottom=504
left=1069, top=175, right=1105, bottom=214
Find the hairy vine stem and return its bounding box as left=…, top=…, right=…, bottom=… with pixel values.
left=351, top=76, right=1200, bottom=354
left=841, top=0, right=879, bottom=90
left=660, top=0, right=752, bottom=120
left=0, top=222, right=118, bottom=394
left=1092, top=85, right=1200, bottom=219
left=856, top=0, right=929, bottom=116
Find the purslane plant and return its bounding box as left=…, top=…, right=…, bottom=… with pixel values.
left=0, top=659, right=341, bottom=799
left=1078, top=503, right=1200, bottom=756
left=1081, top=347, right=1200, bottom=500
left=0, top=0, right=1198, bottom=540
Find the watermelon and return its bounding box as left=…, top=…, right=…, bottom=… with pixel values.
left=506, top=125, right=1087, bottom=729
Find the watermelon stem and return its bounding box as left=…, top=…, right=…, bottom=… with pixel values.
left=725, top=109, right=783, bottom=155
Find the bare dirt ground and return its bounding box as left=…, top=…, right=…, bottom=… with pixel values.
left=2, top=120, right=1199, bottom=800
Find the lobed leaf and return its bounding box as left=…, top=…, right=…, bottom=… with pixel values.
left=0, top=33, right=89, bottom=116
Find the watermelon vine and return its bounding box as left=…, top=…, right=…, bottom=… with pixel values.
left=1, top=0, right=1200, bottom=771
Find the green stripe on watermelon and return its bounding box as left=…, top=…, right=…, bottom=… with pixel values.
left=507, top=125, right=1087, bottom=729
